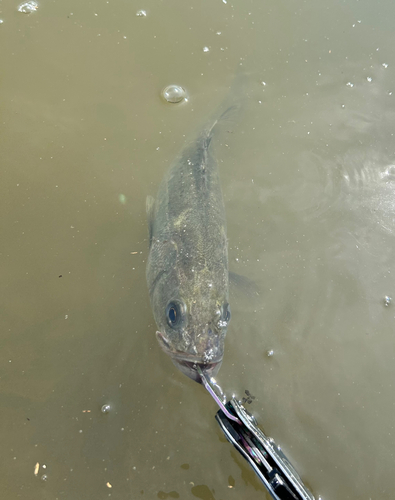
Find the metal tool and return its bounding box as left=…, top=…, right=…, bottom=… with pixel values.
left=197, top=366, right=316, bottom=500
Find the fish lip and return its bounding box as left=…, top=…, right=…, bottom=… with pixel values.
left=171, top=358, right=222, bottom=383
left=156, top=331, right=223, bottom=382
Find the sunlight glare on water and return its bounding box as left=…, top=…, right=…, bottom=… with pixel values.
left=17, top=1, right=38, bottom=14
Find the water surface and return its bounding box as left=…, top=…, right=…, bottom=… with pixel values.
left=1, top=0, right=395, bottom=499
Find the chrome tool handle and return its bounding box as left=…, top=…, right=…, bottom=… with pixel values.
left=197, top=366, right=316, bottom=500
left=215, top=399, right=315, bottom=500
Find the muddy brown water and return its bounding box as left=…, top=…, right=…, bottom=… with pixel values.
left=1, top=0, right=395, bottom=499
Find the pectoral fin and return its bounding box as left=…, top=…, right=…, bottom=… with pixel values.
left=229, top=271, right=260, bottom=297
left=146, top=195, right=155, bottom=248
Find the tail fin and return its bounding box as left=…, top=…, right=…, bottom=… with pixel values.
left=204, top=104, right=240, bottom=149
left=205, top=71, right=250, bottom=143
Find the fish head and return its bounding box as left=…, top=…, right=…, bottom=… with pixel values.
left=151, top=276, right=231, bottom=383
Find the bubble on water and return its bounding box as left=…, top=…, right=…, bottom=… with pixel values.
left=341, top=104, right=345, bottom=108
left=17, top=1, right=39, bottom=13
left=267, top=349, right=274, bottom=357
left=0, top=19, right=4, bottom=24
left=384, top=296, right=391, bottom=307
left=101, top=404, right=111, bottom=413
left=162, top=84, right=187, bottom=104
left=261, top=81, right=267, bottom=87
left=346, top=82, right=354, bottom=88
left=136, top=9, right=146, bottom=17
left=41, top=474, right=48, bottom=481
left=382, top=63, right=389, bottom=69
left=367, top=76, right=372, bottom=83
left=203, top=46, right=210, bottom=53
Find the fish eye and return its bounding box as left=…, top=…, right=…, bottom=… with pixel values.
left=166, top=300, right=186, bottom=329
left=221, top=303, right=231, bottom=323
left=168, top=306, right=177, bottom=324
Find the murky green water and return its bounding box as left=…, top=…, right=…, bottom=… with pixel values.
left=1, top=0, right=395, bottom=499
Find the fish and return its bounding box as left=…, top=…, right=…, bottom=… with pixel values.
left=146, top=106, right=234, bottom=383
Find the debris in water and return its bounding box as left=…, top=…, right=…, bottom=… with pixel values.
left=106, top=482, right=112, bottom=488
left=242, top=389, right=255, bottom=405
left=384, top=296, right=391, bottom=307
left=34, top=462, right=39, bottom=476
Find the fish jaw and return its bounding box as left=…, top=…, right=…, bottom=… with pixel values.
left=171, top=358, right=222, bottom=383
left=156, top=331, right=223, bottom=383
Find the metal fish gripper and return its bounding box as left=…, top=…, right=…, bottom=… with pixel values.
left=197, top=366, right=316, bottom=500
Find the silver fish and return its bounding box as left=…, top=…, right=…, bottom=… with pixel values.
left=146, top=107, right=234, bottom=383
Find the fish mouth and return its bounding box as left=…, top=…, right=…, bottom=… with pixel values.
left=171, top=358, right=222, bottom=383
left=156, top=331, right=223, bottom=383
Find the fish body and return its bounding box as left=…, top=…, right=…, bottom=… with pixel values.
left=146, top=110, right=232, bottom=382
